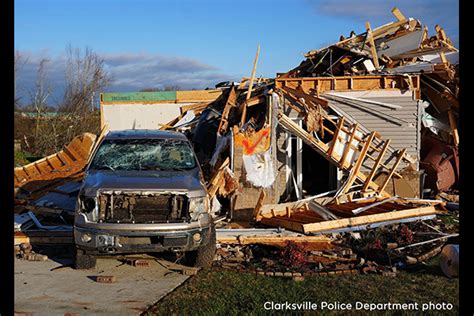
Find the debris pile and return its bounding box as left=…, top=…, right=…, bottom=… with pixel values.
left=13, top=7, right=458, bottom=277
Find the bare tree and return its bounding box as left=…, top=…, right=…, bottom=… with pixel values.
left=14, top=51, right=27, bottom=108
left=61, top=45, right=111, bottom=112
left=29, top=58, right=52, bottom=139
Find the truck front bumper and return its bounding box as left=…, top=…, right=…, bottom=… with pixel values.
left=74, top=220, right=212, bottom=255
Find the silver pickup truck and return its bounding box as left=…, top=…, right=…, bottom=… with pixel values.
left=73, top=130, right=215, bottom=269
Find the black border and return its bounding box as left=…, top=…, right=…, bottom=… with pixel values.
left=2, top=0, right=15, bottom=314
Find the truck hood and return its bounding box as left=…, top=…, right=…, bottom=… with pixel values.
left=81, top=169, right=207, bottom=198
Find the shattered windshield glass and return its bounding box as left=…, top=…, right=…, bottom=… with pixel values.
left=90, top=138, right=197, bottom=171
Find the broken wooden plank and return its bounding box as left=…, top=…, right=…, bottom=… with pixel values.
left=260, top=217, right=305, bottom=233
left=241, top=45, right=260, bottom=126
left=253, top=190, right=267, bottom=221
left=365, top=21, right=380, bottom=70
left=279, top=86, right=329, bottom=108
left=362, top=139, right=391, bottom=192
left=447, top=109, right=459, bottom=146
left=207, top=158, right=230, bottom=199
left=217, top=86, right=237, bottom=134
left=302, top=206, right=441, bottom=234
left=340, top=132, right=376, bottom=196
left=217, top=234, right=332, bottom=246
left=391, top=7, right=406, bottom=21
left=378, top=148, right=406, bottom=193
left=351, top=196, right=399, bottom=215
left=394, top=233, right=458, bottom=251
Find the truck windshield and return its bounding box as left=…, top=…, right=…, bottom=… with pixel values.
left=89, top=138, right=197, bottom=171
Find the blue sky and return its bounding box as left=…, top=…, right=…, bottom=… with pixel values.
left=14, top=0, right=459, bottom=105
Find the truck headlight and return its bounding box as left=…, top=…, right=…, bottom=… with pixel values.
left=80, top=196, right=96, bottom=213
left=189, top=197, right=209, bottom=220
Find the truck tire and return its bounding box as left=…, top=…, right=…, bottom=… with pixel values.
left=184, top=223, right=216, bottom=268
left=73, top=247, right=96, bottom=269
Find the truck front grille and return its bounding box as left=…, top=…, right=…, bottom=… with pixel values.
left=98, top=193, right=188, bottom=223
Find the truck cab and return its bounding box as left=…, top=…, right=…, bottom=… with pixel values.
left=73, top=129, right=215, bottom=269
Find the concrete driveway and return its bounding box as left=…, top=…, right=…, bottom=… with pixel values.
left=15, top=256, right=189, bottom=315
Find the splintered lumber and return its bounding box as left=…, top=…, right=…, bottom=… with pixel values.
left=279, top=86, right=328, bottom=108
left=377, top=148, right=406, bottom=194
left=217, top=233, right=332, bottom=246
left=217, top=86, right=237, bottom=134
left=277, top=112, right=389, bottom=196
left=207, top=158, right=230, bottom=198
left=253, top=190, right=267, bottom=221
left=14, top=133, right=97, bottom=192
left=179, top=102, right=211, bottom=114
left=365, top=22, right=380, bottom=70
left=391, top=7, right=406, bottom=21
left=447, top=109, right=459, bottom=146
left=351, top=196, right=398, bottom=215
left=394, top=233, right=458, bottom=251
left=257, top=194, right=326, bottom=219
left=362, top=139, right=391, bottom=192
left=159, top=112, right=185, bottom=130
left=241, top=45, right=260, bottom=126
left=302, top=206, right=441, bottom=234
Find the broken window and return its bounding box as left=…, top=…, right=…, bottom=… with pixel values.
left=90, top=139, right=197, bottom=171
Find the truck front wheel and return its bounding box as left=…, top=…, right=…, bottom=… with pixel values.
left=184, top=224, right=216, bottom=268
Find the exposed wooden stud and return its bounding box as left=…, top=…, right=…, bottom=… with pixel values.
left=341, top=132, right=376, bottom=195
left=217, top=87, right=237, bottom=134
left=378, top=148, right=407, bottom=193
left=253, top=190, right=267, bottom=221
left=447, top=109, right=459, bottom=146
left=302, top=206, right=440, bottom=234
left=391, top=7, right=406, bottom=22
left=328, top=117, right=345, bottom=158
left=365, top=21, right=380, bottom=70
left=241, top=45, right=260, bottom=126
left=339, top=123, right=359, bottom=168
left=362, top=139, right=391, bottom=192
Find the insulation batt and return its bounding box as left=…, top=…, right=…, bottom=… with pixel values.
left=242, top=150, right=275, bottom=188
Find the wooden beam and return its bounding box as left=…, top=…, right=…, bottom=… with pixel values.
left=217, top=87, right=237, bottom=134
left=378, top=148, right=406, bottom=193
left=253, top=190, right=267, bottom=221
left=241, top=45, right=260, bottom=126
left=447, top=109, right=459, bottom=146
left=362, top=139, right=391, bottom=192
left=391, top=7, right=406, bottom=22
left=302, top=206, right=440, bottom=234
left=339, top=123, right=359, bottom=168
left=328, top=117, right=345, bottom=158
left=217, top=234, right=333, bottom=246
left=279, top=86, right=329, bottom=108
left=278, top=112, right=389, bottom=196
left=341, top=132, right=376, bottom=195
left=260, top=217, right=305, bottom=233
left=365, top=21, right=380, bottom=70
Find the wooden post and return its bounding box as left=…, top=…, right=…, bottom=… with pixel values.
left=365, top=22, right=380, bottom=70
left=447, top=109, right=459, bottom=146
left=241, top=45, right=260, bottom=126
left=328, top=117, right=345, bottom=158
left=362, top=139, right=391, bottom=192
left=339, top=123, right=359, bottom=168
left=217, top=86, right=237, bottom=134
left=341, top=132, right=376, bottom=195
left=378, top=148, right=406, bottom=193
left=391, top=7, right=406, bottom=21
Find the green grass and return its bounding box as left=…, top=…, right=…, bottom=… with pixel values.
left=145, top=266, right=458, bottom=316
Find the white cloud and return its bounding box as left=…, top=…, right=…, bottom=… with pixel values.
left=308, top=0, right=459, bottom=46
left=15, top=50, right=238, bottom=106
